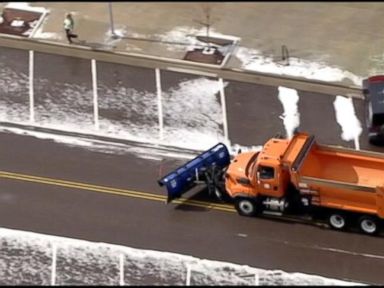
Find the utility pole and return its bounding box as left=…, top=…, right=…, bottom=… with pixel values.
left=108, top=2, right=118, bottom=39
left=193, top=4, right=219, bottom=50
left=198, top=4, right=212, bottom=48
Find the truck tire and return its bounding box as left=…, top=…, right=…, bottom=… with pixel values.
left=234, top=197, right=258, bottom=217
left=328, top=212, right=347, bottom=230
left=358, top=215, right=379, bottom=235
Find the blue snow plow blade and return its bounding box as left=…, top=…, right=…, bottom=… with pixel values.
left=158, top=143, right=230, bottom=203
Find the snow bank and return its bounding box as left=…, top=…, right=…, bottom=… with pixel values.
left=0, top=228, right=364, bottom=286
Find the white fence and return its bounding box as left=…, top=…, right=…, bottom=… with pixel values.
left=1, top=49, right=229, bottom=151
left=0, top=228, right=363, bottom=286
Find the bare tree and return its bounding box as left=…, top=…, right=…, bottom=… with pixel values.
left=194, top=3, right=219, bottom=48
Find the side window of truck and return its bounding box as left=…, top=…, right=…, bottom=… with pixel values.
left=259, top=166, right=275, bottom=179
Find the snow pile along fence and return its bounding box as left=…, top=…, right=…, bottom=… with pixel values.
left=0, top=228, right=364, bottom=286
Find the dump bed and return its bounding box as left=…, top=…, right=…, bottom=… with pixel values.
left=282, top=133, right=384, bottom=189
left=281, top=133, right=315, bottom=172
left=299, top=144, right=384, bottom=189
left=290, top=136, right=384, bottom=216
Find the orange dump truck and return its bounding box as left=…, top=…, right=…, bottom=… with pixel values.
left=158, top=132, right=384, bottom=235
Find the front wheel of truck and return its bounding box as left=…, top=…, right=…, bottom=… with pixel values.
left=234, top=197, right=258, bottom=217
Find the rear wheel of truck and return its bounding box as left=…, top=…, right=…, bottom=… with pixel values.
left=358, top=215, right=379, bottom=235
left=234, top=197, right=258, bottom=217
left=328, top=212, right=347, bottom=230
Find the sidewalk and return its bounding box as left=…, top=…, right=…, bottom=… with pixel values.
left=1, top=2, right=384, bottom=85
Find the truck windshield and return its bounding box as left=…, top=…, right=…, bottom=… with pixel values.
left=259, top=166, right=275, bottom=179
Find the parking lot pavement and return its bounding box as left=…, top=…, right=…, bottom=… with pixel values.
left=1, top=2, right=384, bottom=82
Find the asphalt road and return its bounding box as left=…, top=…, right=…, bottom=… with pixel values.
left=0, top=131, right=384, bottom=284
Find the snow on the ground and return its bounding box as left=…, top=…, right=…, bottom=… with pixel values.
left=159, top=26, right=199, bottom=45
left=235, top=47, right=363, bottom=86
left=0, top=66, right=226, bottom=151
left=230, top=143, right=262, bottom=155
left=157, top=26, right=240, bottom=52
left=333, top=96, right=362, bottom=150
left=104, top=27, right=127, bottom=47
left=0, top=57, right=363, bottom=153
left=0, top=126, right=196, bottom=161
left=0, top=228, right=364, bottom=286
left=277, top=87, right=363, bottom=147
left=156, top=26, right=362, bottom=86
left=0, top=10, right=369, bottom=285
left=160, top=77, right=225, bottom=150
left=278, top=86, right=300, bottom=139
left=33, top=30, right=62, bottom=40
left=103, top=26, right=240, bottom=53
left=5, top=2, right=47, bottom=13
left=20, top=5, right=363, bottom=87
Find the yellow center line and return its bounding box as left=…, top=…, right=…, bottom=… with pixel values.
left=0, top=171, right=236, bottom=213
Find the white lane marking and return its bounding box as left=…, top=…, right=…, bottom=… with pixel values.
left=156, top=68, right=164, bottom=141
left=91, top=59, right=99, bottom=130
left=250, top=232, right=384, bottom=261
left=29, top=50, right=34, bottom=123
left=285, top=240, right=384, bottom=260
left=313, top=245, right=384, bottom=260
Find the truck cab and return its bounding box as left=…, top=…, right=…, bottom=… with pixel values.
left=253, top=138, right=291, bottom=198
left=363, top=75, right=384, bottom=146
left=225, top=138, right=290, bottom=201
left=225, top=133, right=314, bottom=216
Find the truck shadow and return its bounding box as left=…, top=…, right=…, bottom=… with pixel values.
left=174, top=193, right=384, bottom=237
left=174, top=187, right=226, bottom=212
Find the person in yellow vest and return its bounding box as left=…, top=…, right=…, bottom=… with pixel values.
left=63, top=13, right=78, bottom=44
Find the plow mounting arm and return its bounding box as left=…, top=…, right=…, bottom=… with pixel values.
left=158, top=143, right=230, bottom=203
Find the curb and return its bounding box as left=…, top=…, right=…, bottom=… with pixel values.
left=0, top=121, right=203, bottom=156
left=0, top=33, right=363, bottom=99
